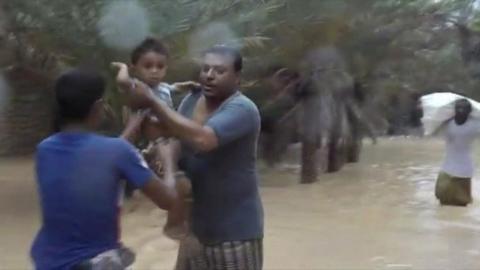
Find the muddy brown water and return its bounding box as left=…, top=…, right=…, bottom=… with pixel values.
left=1, top=138, right=480, bottom=269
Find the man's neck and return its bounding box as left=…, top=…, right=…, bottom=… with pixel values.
left=204, top=90, right=237, bottom=111
left=61, top=123, right=91, bottom=133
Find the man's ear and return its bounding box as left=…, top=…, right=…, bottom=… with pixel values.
left=88, top=99, right=105, bottom=126
left=129, top=64, right=136, bottom=76
left=235, top=71, right=242, bottom=85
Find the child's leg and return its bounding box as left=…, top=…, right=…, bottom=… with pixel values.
left=142, top=142, right=164, bottom=176
left=164, top=171, right=191, bottom=240
left=152, top=140, right=191, bottom=239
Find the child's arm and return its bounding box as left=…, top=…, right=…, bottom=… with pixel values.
left=120, top=110, right=146, bottom=142
left=156, top=140, right=191, bottom=240
left=111, top=62, right=134, bottom=92
left=171, top=81, right=201, bottom=93
left=113, top=62, right=153, bottom=110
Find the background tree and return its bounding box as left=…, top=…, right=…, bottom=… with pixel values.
left=3, top=0, right=480, bottom=181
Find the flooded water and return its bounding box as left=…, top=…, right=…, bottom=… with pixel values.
left=2, top=138, right=480, bottom=269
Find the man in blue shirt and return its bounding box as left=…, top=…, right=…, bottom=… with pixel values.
left=125, top=46, right=264, bottom=270
left=31, top=69, right=184, bottom=270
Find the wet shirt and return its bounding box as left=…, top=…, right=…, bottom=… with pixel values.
left=442, top=119, right=480, bottom=178
left=178, top=91, right=264, bottom=244
left=31, top=132, right=152, bottom=270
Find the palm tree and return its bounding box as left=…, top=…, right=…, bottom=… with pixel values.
left=2, top=0, right=479, bottom=163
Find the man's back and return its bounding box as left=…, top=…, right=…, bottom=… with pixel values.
left=443, top=119, right=480, bottom=178
left=31, top=132, right=151, bottom=270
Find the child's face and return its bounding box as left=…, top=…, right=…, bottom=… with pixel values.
left=133, top=51, right=168, bottom=88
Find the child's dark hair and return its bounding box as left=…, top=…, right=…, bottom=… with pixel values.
left=203, top=45, right=243, bottom=72
left=131, top=37, right=169, bottom=64
left=53, top=69, right=105, bottom=130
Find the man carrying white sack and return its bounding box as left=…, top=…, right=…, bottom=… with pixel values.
left=422, top=94, right=480, bottom=206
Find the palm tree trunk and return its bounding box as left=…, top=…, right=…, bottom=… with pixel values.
left=327, top=108, right=348, bottom=172
left=301, top=139, right=318, bottom=183
left=0, top=66, right=53, bottom=156
left=346, top=138, right=362, bottom=163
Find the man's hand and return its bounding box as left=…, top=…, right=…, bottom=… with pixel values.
left=126, top=80, right=157, bottom=110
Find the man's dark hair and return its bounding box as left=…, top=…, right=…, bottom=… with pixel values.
left=203, top=45, right=243, bottom=72
left=131, top=37, right=169, bottom=64
left=54, top=69, right=105, bottom=129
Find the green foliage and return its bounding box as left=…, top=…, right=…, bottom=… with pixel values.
left=3, top=0, right=480, bottom=130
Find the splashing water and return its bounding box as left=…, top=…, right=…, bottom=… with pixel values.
left=97, top=0, right=150, bottom=51
left=188, top=22, right=240, bottom=61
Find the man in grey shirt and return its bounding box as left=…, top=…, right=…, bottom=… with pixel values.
left=125, top=46, right=264, bottom=270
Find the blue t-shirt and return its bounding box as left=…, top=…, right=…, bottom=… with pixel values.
left=178, top=91, right=264, bottom=244
left=31, top=132, right=153, bottom=270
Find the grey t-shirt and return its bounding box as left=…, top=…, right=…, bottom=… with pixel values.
left=178, top=91, right=264, bottom=244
